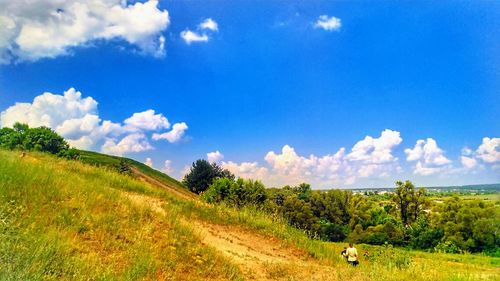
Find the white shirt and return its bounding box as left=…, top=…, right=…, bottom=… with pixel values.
left=346, top=247, right=358, bottom=261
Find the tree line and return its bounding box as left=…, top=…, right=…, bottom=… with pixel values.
left=0, top=123, right=79, bottom=158
left=183, top=159, right=500, bottom=255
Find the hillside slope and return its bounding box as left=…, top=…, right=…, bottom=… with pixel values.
left=77, top=150, right=196, bottom=200
left=0, top=149, right=498, bottom=281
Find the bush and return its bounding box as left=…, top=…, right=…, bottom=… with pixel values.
left=434, top=241, right=463, bottom=254
left=370, top=244, right=412, bottom=269
left=319, top=220, right=347, bottom=242
left=0, top=123, right=73, bottom=156
left=183, top=159, right=234, bottom=194
left=203, top=177, right=267, bottom=208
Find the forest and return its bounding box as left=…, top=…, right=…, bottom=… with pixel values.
left=185, top=159, right=500, bottom=255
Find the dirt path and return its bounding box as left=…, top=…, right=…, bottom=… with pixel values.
left=192, top=221, right=337, bottom=281
left=130, top=167, right=197, bottom=201
left=124, top=192, right=337, bottom=281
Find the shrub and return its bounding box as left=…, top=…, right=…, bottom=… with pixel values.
left=183, top=159, right=234, bottom=194
left=0, top=123, right=73, bottom=156
left=370, top=243, right=412, bottom=269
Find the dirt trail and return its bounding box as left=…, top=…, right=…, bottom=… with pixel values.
left=130, top=167, right=197, bottom=201
left=124, top=192, right=337, bottom=281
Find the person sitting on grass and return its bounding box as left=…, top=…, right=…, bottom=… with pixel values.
left=346, top=243, right=359, bottom=266
left=341, top=246, right=348, bottom=261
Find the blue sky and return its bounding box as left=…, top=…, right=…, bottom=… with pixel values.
left=0, top=0, right=498, bottom=188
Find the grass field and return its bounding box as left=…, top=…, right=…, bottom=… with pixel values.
left=0, top=150, right=240, bottom=280
left=0, top=149, right=498, bottom=280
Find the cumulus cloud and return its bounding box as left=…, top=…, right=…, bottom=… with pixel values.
left=152, top=122, right=188, bottom=143
left=207, top=150, right=224, bottom=163
left=181, top=18, right=218, bottom=44
left=405, top=138, right=452, bottom=175
left=456, top=137, right=498, bottom=172
left=124, top=109, right=169, bottom=131
left=222, top=161, right=269, bottom=181
left=460, top=156, right=477, bottom=169
left=213, top=129, right=403, bottom=188
left=0, top=88, right=187, bottom=155
left=314, top=15, right=341, bottom=31
left=346, top=129, right=402, bottom=164
left=476, top=137, right=500, bottom=163
left=343, top=129, right=403, bottom=178
left=0, top=0, right=169, bottom=63
left=145, top=157, right=154, bottom=167
left=101, top=133, right=153, bottom=156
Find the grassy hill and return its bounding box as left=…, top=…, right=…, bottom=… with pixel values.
left=0, top=149, right=498, bottom=280
left=77, top=150, right=196, bottom=200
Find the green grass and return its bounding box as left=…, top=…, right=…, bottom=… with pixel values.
left=1, top=149, right=498, bottom=280
left=0, top=149, right=241, bottom=280
left=77, top=150, right=186, bottom=191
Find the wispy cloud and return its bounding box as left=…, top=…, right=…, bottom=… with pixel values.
left=181, top=18, right=219, bottom=44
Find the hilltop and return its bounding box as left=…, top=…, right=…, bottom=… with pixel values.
left=0, top=149, right=498, bottom=280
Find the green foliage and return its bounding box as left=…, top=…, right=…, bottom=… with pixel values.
left=77, top=150, right=186, bottom=191
left=115, top=159, right=132, bottom=175
left=431, top=196, right=500, bottom=253
left=0, top=123, right=75, bottom=157
left=203, top=177, right=267, bottom=207
left=370, top=244, right=412, bottom=269
left=281, top=194, right=319, bottom=233
left=319, top=220, right=347, bottom=242
left=407, top=216, right=443, bottom=249
left=183, top=159, right=234, bottom=194
left=392, top=180, right=428, bottom=225
left=202, top=177, right=500, bottom=254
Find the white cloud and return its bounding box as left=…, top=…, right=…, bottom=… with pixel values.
left=476, top=137, right=500, bottom=163
left=199, top=18, right=218, bottom=32
left=162, top=160, right=174, bottom=174
left=124, top=109, right=169, bottom=131
left=102, top=133, right=153, bottom=156
left=346, top=129, right=402, bottom=164
left=460, top=156, right=477, bottom=169
left=152, top=122, right=188, bottom=143
left=222, top=161, right=269, bottom=181
left=180, top=30, right=209, bottom=44
left=207, top=150, right=224, bottom=163
left=0, top=0, right=169, bottom=63
left=218, top=130, right=403, bottom=188
left=405, top=138, right=452, bottom=175
left=180, top=18, right=218, bottom=44
left=145, top=157, right=153, bottom=167
left=0, top=88, right=98, bottom=128
left=0, top=88, right=187, bottom=154
left=314, top=15, right=341, bottom=31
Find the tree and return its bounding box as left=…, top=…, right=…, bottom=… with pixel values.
left=0, top=123, right=73, bottom=156
left=183, top=159, right=234, bottom=194
left=23, top=126, right=69, bottom=154
left=392, top=180, right=427, bottom=225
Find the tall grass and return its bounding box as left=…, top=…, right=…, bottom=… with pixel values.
left=0, top=149, right=498, bottom=280
left=0, top=150, right=241, bottom=280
